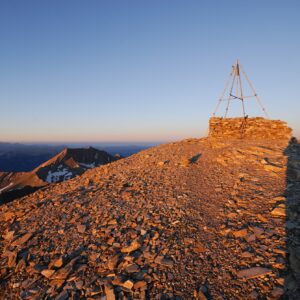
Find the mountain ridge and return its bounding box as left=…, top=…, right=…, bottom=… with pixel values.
left=0, top=143, right=150, bottom=172
left=0, top=147, right=119, bottom=203
left=1, top=131, right=299, bottom=299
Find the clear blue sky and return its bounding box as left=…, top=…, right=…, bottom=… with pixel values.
left=0, top=0, right=299, bottom=143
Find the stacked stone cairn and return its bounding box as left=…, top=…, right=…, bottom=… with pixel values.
left=209, top=117, right=292, bottom=140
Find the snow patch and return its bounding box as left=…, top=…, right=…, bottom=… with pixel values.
left=0, top=182, right=13, bottom=193
left=79, top=162, right=96, bottom=169
left=46, top=165, right=73, bottom=183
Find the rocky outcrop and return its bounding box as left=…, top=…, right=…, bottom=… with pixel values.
left=209, top=117, right=292, bottom=140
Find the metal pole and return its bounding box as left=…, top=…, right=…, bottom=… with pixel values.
left=225, top=64, right=237, bottom=118
left=239, top=63, right=269, bottom=118
left=237, top=61, right=246, bottom=117
left=212, top=68, right=233, bottom=116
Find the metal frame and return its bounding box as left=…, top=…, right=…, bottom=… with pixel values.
left=212, top=59, right=269, bottom=118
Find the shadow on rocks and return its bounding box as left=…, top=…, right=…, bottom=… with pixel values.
left=284, top=137, right=300, bottom=299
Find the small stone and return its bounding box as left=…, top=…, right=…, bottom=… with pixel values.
left=121, top=240, right=141, bottom=253
left=77, top=224, right=86, bottom=233
left=194, top=242, right=206, bottom=253
left=140, top=229, right=147, bottom=235
left=245, top=234, right=256, bottom=242
left=181, top=158, right=190, bottom=167
left=184, top=238, right=194, bottom=245
left=107, top=219, right=117, bottom=225
left=276, top=278, right=284, bottom=285
left=257, top=214, right=267, bottom=222
left=51, top=264, right=72, bottom=280
left=75, top=280, right=84, bottom=289
left=264, top=164, right=282, bottom=172
left=233, top=229, right=248, bottom=238
left=272, top=196, right=286, bottom=202
left=122, top=280, right=134, bottom=290
left=104, top=285, right=115, bottom=300
left=53, top=257, right=64, bottom=268
left=134, top=280, right=147, bottom=289
left=157, top=160, right=169, bottom=166
left=3, top=231, right=14, bottom=241
left=108, top=255, right=119, bottom=270
left=251, top=226, right=264, bottom=237
left=193, top=289, right=207, bottom=300
left=155, top=256, right=174, bottom=267
left=55, top=290, right=69, bottom=300
left=271, top=207, right=285, bottom=217
left=237, top=267, right=272, bottom=279
left=125, top=264, right=139, bottom=273
left=12, top=282, right=20, bottom=288
left=5, top=251, right=17, bottom=267
left=41, top=269, right=55, bottom=278
left=227, top=212, right=237, bottom=218
left=11, top=233, right=33, bottom=247
left=152, top=231, right=159, bottom=240
left=2, top=212, right=15, bottom=222
left=107, top=237, right=114, bottom=245
left=274, top=248, right=286, bottom=256
left=89, top=252, right=100, bottom=262
left=241, top=252, right=253, bottom=258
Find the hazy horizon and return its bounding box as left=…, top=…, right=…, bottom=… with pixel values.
left=0, top=140, right=162, bottom=147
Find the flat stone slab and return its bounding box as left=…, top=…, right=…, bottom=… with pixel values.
left=237, top=267, right=272, bottom=279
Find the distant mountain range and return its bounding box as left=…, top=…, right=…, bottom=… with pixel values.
left=0, top=142, right=65, bottom=172
left=0, top=142, right=150, bottom=172
left=0, top=147, right=120, bottom=203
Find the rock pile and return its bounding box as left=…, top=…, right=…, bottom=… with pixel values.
left=209, top=117, right=292, bottom=140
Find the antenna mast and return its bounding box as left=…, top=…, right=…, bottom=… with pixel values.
left=212, top=59, right=268, bottom=118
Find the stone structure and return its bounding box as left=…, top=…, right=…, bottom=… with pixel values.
left=209, top=117, right=292, bottom=140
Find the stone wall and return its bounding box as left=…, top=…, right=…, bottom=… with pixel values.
left=209, top=117, right=292, bottom=140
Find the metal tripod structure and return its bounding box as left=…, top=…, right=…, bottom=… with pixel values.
left=212, top=59, right=268, bottom=118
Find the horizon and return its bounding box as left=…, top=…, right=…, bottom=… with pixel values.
left=1, top=130, right=300, bottom=146
left=1, top=1, right=300, bottom=142
left=0, top=140, right=162, bottom=147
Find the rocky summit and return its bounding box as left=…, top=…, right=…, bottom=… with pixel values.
left=1, top=118, right=300, bottom=299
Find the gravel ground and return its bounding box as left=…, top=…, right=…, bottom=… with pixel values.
left=0, top=137, right=299, bottom=299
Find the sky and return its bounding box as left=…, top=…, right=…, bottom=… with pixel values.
left=0, top=0, right=299, bottom=143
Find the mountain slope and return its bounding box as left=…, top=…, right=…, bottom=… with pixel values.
left=34, top=147, right=117, bottom=183
left=1, top=136, right=299, bottom=299
left=0, top=147, right=118, bottom=202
